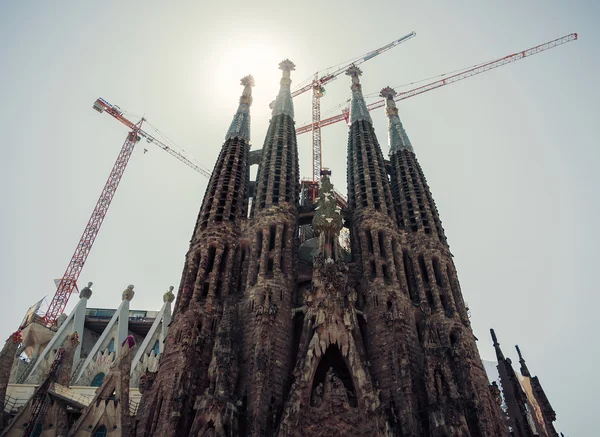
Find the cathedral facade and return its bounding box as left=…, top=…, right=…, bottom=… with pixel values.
left=130, top=61, right=559, bottom=437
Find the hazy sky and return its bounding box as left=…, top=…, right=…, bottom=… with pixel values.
left=1, top=1, right=598, bottom=434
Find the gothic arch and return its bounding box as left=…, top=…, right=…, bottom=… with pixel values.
left=310, top=345, right=357, bottom=408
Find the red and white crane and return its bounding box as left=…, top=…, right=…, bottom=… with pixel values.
left=292, top=32, right=416, bottom=182
left=296, top=33, right=578, bottom=136
left=42, top=99, right=210, bottom=326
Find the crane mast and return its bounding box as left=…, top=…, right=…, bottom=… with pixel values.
left=42, top=124, right=143, bottom=326
left=296, top=33, right=578, bottom=135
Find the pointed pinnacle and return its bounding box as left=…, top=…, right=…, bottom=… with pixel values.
left=490, top=328, right=499, bottom=346
left=279, top=59, right=296, bottom=72
left=241, top=75, right=255, bottom=88
left=380, top=86, right=397, bottom=100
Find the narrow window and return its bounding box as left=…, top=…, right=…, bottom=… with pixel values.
left=418, top=255, right=429, bottom=284
left=366, top=230, right=374, bottom=254
left=91, top=372, right=105, bottom=387
left=206, top=246, right=217, bottom=274
left=378, top=231, right=386, bottom=257
left=219, top=247, right=229, bottom=273
left=269, top=225, right=277, bottom=251
left=256, top=231, right=263, bottom=259
left=281, top=223, right=288, bottom=249
left=382, top=263, right=389, bottom=279
left=93, top=425, right=108, bottom=437
left=403, top=250, right=419, bottom=304
left=432, top=258, right=443, bottom=286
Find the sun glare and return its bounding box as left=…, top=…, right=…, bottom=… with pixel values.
left=208, top=36, right=284, bottom=116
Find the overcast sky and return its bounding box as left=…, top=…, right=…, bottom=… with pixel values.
left=1, top=1, right=598, bottom=434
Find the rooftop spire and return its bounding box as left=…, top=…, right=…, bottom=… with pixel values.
left=515, top=345, right=531, bottom=377
left=346, top=65, right=373, bottom=125
left=380, top=86, right=413, bottom=154
left=225, top=75, right=255, bottom=141
left=490, top=328, right=506, bottom=361
left=271, top=59, right=295, bottom=118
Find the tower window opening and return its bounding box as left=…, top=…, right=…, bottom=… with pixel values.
left=93, top=425, right=108, bottom=437
left=256, top=231, right=263, bottom=259
left=432, top=258, right=443, bottom=286
left=370, top=260, right=376, bottom=277
left=311, top=345, right=357, bottom=408
left=219, top=247, right=229, bottom=273
left=269, top=225, right=277, bottom=251
left=267, top=258, right=274, bottom=274
left=366, top=231, right=374, bottom=254
left=280, top=254, right=286, bottom=273
left=447, top=265, right=464, bottom=314
left=418, top=255, right=429, bottom=284
left=281, top=224, right=288, bottom=249
left=377, top=231, right=386, bottom=257
left=440, top=292, right=450, bottom=314
left=206, top=246, right=217, bottom=274
left=403, top=250, right=419, bottom=304
left=382, top=263, right=389, bottom=280
left=91, top=372, right=105, bottom=387
left=292, top=312, right=304, bottom=366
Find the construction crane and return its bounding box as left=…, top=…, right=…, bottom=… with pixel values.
left=296, top=33, right=578, bottom=136
left=42, top=99, right=210, bottom=326
left=292, top=32, right=416, bottom=182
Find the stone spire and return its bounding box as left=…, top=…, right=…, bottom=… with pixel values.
left=516, top=344, right=531, bottom=377
left=491, top=328, right=506, bottom=361
left=225, top=75, right=255, bottom=142
left=271, top=59, right=295, bottom=118
left=346, top=65, right=373, bottom=125
left=380, top=86, right=413, bottom=153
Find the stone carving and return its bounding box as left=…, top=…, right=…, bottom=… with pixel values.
left=163, top=285, right=175, bottom=303
left=79, top=281, right=93, bottom=299
left=122, top=284, right=135, bottom=301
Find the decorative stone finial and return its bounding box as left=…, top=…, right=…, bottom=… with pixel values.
left=381, top=85, right=413, bottom=154
left=163, top=286, right=175, bottom=303
left=346, top=65, right=363, bottom=88
left=120, top=334, right=136, bottom=357
left=241, top=75, right=255, bottom=88
left=380, top=86, right=397, bottom=100
left=80, top=282, right=93, bottom=299
left=122, top=284, right=135, bottom=301
left=271, top=59, right=295, bottom=118
left=346, top=65, right=372, bottom=125
left=279, top=59, right=296, bottom=72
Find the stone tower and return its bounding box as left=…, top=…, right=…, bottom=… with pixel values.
left=133, top=62, right=562, bottom=437
left=238, top=59, right=300, bottom=437
left=135, top=76, right=254, bottom=437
